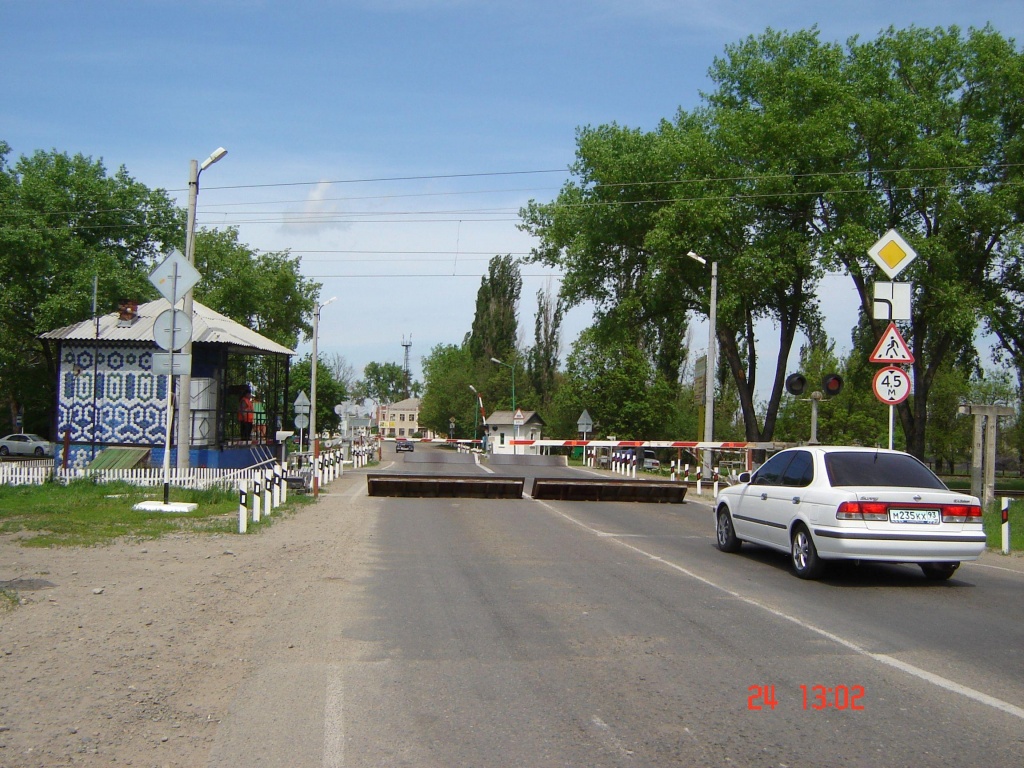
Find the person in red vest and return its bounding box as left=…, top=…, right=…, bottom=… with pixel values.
left=238, top=389, right=254, bottom=443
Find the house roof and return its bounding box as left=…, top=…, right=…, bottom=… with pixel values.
left=487, top=409, right=546, bottom=426
left=383, top=397, right=421, bottom=410
left=40, top=299, right=295, bottom=356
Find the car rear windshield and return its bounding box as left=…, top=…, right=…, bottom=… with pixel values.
left=824, top=452, right=947, bottom=489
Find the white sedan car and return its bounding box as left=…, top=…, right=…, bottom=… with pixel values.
left=713, top=446, right=985, bottom=580
left=0, top=433, right=54, bottom=457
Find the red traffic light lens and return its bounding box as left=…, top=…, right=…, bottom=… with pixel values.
left=822, top=374, right=844, bottom=396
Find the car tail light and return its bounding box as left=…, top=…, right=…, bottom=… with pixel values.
left=942, top=504, right=983, bottom=523
left=837, top=501, right=983, bottom=523
left=836, top=501, right=888, bottom=521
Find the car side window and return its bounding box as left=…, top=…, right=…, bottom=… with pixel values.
left=780, top=451, right=814, bottom=487
left=752, top=452, right=794, bottom=486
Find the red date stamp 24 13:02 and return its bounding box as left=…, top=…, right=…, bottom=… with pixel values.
left=748, top=685, right=866, bottom=711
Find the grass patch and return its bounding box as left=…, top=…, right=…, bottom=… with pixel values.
left=0, top=479, right=273, bottom=547
left=943, top=476, right=1024, bottom=493
left=983, top=499, right=1024, bottom=553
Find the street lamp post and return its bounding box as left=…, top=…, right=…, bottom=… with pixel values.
left=310, top=296, right=337, bottom=497
left=689, top=251, right=717, bottom=480
left=176, top=147, right=228, bottom=469
left=490, top=357, right=516, bottom=453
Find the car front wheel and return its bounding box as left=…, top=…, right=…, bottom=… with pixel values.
left=34, top=447, right=45, bottom=456
left=791, top=524, right=825, bottom=580
left=920, top=562, right=959, bottom=581
left=715, top=507, right=742, bottom=553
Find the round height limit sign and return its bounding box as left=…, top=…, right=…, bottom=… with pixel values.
left=873, top=366, right=911, bottom=405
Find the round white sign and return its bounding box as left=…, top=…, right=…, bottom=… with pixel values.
left=872, top=366, right=911, bottom=405
left=153, top=309, right=193, bottom=351
left=294, top=414, right=310, bottom=429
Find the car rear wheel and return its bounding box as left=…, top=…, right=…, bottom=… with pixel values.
left=920, top=562, right=959, bottom=581
left=0, top=446, right=8, bottom=456
left=715, top=507, right=742, bottom=553
left=791, top=524, right=825, bottom=580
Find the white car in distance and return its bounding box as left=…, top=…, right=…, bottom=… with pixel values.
left=713, top=446, right=986, bottom=581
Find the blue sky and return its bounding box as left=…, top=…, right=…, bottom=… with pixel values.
left=4, top=1, right=1021, bottom=393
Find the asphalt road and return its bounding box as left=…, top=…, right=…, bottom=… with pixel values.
left=213, top=445, right=1024, bottom=767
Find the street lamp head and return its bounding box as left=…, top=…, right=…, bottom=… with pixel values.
left=201, top=147, right=228, bottom=170
left=490, top=357, right=503, bottom=365
left=322, top=296, right=338, bottom=308
left=468, top=384, right=477, bottom=393
left=687, top=251, right=706, bottom=266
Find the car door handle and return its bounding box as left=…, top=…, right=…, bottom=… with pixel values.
left=792, top=496, right=801, bottom=504
left=760, top=493, right=768, bottom=500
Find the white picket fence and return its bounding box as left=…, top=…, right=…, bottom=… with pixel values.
left=0, top=461, right=272, bottom=490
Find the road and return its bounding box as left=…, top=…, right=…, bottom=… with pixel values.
left=210, top=444, right=1024, bottom=767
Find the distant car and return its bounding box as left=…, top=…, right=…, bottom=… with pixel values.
left=395, top=439, right=414, bottom=453
left=713, top=446, right=986, bottom=581
left=642, top=449, right=660, bottom=471
left=0, top=433, right=54, bottom=457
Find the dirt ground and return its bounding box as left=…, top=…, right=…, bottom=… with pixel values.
left=0, top=473, right=374, bottom=768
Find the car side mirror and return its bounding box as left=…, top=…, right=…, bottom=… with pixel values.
left=739, top=471, right=751, bottom=484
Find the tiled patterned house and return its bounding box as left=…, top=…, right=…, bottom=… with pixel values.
left=40, top=299, right=294, bottom=469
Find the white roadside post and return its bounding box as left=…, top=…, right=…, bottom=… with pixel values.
left=1002, top=497, right=1011, bottom=555
left=238, top=480, right=248, bottom=534
left=252, top=477, right=261, bottom=522
left=263, top=466, right=272, bottom=513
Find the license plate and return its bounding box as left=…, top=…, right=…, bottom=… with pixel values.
left=889, top=508, right=940, bottom=525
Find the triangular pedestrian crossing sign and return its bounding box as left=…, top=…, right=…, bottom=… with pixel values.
left=869, top=322, right=914, bottom=364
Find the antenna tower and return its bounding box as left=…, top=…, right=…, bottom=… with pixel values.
left=401, top=335, right=412, bottom=398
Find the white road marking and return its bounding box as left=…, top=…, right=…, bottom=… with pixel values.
left=964, top=560, right=1024, bottom=575
left=323, top=670, right=345, bottom=767
left=537, top=499, right=1024, bottom=722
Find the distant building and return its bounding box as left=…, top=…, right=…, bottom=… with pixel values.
left=486, top=409, right=545, bottom=454
left=378, top=397, right=422, bottom=438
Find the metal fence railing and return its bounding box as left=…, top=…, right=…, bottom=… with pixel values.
left=0, top=463, right=272, bottom=490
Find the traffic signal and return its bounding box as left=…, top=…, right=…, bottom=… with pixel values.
left=822, top=373, right=844, bottom=397
left=786, top=373, right=807, bottom=396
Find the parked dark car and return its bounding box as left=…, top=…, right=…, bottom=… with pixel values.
left=396, top=439, right=414, bottom=453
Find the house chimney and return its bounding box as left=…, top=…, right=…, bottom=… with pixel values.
left=117, top=299, right=139, bottom=327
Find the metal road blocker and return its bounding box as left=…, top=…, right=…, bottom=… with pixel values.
left=367, top=474, right=525, bottom=499
left=531, top=478, right=687, bottom=503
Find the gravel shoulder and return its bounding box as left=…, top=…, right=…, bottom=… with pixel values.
left=0, top=472, right=374, bottom=768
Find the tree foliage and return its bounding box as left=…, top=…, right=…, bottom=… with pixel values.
left=192, top=226, right=319, bottom=349
left=354, top=361, right=408, bottom=406
left=467, top=254, right=522, bottom=363
left=0, top=145, right=181, bottom=434
left=288, top=354, right=346, bottom=436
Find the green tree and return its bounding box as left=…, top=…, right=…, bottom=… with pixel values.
left=0, top=145, right=181, bottom=434
left=289, top=354, right=346, bottom=436
left=418, top=343, right=477, bottom=437
left=821, top=25, right=1024, bottom=458
left=527, top=283, right=564, bottom=409
left=192, top=226, right=318, bottom=349
left=467, top=254, right=522, bottom=363
left=553, top=328, right=675, bottom=439
left=354, top=361, right=408, bottom=406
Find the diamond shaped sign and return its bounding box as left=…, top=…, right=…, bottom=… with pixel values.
left=149, top=248, right=201, bottom=304
left=868, top=230, right=917, bottom=279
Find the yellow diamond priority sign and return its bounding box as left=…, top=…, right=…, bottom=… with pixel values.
left=868, top=229, right=917, bottom=279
